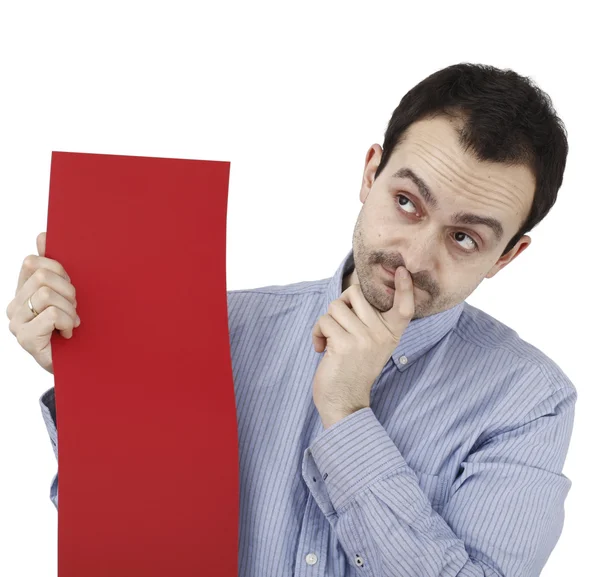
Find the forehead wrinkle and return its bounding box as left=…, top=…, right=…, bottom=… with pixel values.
left=408, top=140, right=530, bottom=216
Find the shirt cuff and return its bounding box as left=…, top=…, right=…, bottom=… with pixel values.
left=39, top=386, right=58, bottom=459
left=308, top=407, right=408, bottom=512
left=39, top=386, right=56, bottom=424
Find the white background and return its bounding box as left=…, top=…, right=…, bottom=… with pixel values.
left=1, top=1, right=597, bottom=575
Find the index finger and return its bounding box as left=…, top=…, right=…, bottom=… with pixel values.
left=17, top=254, right=71, bottom=295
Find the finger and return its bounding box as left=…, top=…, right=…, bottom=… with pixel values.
left=313, top=331, right=326, bottom=353
left=326, top=298, right=368, bottom=335
left=16, top=254, right=71, bottom=297
left=9, top=285, right=79, bottom=335
left=389, top=266, right=415, bottom=333
left=37, top=231, right=46, bottom=257
left=338, top=284, right=380, bottom=328
left=15, top=307, right=79, bottom=354
left=8, top=267, right=76, bottom=320
left=312, top=314, right=346, bottom=352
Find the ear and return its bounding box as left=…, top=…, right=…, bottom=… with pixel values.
left=360, top=144, right=383, bottom=204
left=486, top=235, right=531, bottom=279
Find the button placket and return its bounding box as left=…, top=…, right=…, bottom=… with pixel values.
left=294, top=490, right=330, bottom=576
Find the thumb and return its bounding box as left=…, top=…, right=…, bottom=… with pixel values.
left=37, top=231, right=46, bottom=257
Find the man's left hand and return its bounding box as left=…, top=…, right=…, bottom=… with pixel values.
left=311, top=266, right=415, bottom=428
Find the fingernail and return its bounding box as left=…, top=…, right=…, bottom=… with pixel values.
left=398, top=267, right=409, bottom=279
left=76, top=316, right=81, bottom=326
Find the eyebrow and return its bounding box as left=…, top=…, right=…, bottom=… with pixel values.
left=391, top=167, right=504, bottom=242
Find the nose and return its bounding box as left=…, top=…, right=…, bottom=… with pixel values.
left=400, top=229, right=438, bottom=275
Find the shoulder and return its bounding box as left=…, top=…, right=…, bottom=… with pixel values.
left=227, top=276, right=329, bottom=297
left=225, top=276, right=329, bottom=322
left=227, top=276, right=328, bottom=302
left=454, top=302, right=577, bottom=399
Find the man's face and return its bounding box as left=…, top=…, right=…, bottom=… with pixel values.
left=346, top=115, right=536, bottom=321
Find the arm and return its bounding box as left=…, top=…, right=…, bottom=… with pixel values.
left=302, top=385, right=576, bottom=577
left=39, top=387, right=59, bottom=509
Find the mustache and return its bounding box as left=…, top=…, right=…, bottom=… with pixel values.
left=380, top=261, right=439, bottom=297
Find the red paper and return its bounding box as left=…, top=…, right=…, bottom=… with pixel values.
left=46, top=151, right=238, bottom=576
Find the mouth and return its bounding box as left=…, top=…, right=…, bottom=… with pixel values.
left=380, top=265, right=396, bottom=291
left=380, top=264, right=425, bottom=295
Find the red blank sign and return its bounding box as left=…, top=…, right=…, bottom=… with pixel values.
left=47, top=151, right=238, bottom=576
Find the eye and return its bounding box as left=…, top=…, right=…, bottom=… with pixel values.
left=454, top=232, right=479, bottom=252
left=396, top=194, right=418, bottom=214
left=396, top=194, right=479, bottom=253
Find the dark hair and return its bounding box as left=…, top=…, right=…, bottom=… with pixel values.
left=374, top=63, right=568, bottom=256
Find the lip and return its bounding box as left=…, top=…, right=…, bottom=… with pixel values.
left=381, top=265, right=396, bottom=292
left=381, top=265, right=423, bottom=293
left=381, top=265, right=396, bottom=277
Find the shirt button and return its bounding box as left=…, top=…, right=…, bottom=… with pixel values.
left=305, top=553, right=318, bottom=565
left=355, top=555, right=364, bottom=567
left=399, top=355, right=408, bottom=364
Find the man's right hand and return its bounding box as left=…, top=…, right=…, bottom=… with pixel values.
left=6, top=232, right=81, bottom=374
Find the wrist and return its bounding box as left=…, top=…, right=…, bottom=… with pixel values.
left=319, top=404, right=368, bottom=429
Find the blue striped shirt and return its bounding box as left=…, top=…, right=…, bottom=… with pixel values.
left=39, top=248, right=576, bottom=576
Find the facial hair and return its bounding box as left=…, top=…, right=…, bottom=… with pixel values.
left=350, top=207, right=461, bottom=320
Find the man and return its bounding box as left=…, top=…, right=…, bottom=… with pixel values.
left=7, top=63, right=576, bottom=576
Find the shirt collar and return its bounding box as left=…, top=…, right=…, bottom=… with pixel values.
left=324, top=248, right=464, bottom=371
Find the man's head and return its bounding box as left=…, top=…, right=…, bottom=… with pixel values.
left=345, top=63, right=568, bottom=320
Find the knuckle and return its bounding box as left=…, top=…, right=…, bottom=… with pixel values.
left=358, top=334, right=373, bottom=350
left=336, top=338, right=352, bottom=354
left=382, top=331, right=398, bottom=346
left=47, top=306, right=60, bottom=322
left=34, top=268, right=49, bottom=284
left=38, top=286, right=53, bottom=301
left=22, top=255, right=37, bottom=271
left=403, top=304, right=415, bottom=318
left=16, top=328, right=27, bottom=347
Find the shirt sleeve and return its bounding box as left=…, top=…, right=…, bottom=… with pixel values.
left=39, top=386, right=59, bottom=510
left=302, top=385, right=576, bottom=577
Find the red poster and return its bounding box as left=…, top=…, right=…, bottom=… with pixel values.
left=46, top=152, right=238, bottom=576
